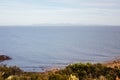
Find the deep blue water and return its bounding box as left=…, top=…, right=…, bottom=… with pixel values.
left=0, top=26, right=120, bottom=71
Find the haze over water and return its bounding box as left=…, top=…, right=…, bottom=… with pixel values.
left=0, top=26, right=120, bottom=71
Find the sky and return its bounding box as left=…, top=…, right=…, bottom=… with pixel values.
left=0, top=0, right=120, bottom=26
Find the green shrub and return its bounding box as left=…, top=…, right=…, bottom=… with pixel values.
left=1, top=62, right=120, bottom=80
left=58, top=62, right=120, bottom=80
left=0, top=65, right=23, bottom=79
left=49, top=73, right=68, bottom=80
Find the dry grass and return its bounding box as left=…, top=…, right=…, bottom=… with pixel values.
left=103, top=59, right=120, bottom=68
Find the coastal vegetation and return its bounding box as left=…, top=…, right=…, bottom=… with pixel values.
left=0, top=60, right=120, bottom=80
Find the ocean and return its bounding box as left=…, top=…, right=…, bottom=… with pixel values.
left=0, top=26, right=120, bottom=72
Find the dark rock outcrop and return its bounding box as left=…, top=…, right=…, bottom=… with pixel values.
left=0, top=55, right=12, bottom=62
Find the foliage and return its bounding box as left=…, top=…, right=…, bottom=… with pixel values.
left=58, top=62, right=120, bottom=80
left=0, top=65, right=23, bottom=79
left=49, top=73, right=68, bottom=80
left=0, top=62, right=120, bottom=80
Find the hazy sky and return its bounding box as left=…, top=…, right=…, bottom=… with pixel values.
left=0, top=0, right=120, bottom=26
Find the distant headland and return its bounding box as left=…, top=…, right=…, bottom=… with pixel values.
left=0, top=55, right=12, bottom=62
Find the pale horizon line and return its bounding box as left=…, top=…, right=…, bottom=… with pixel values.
left=0, top=24, right=120, bottom=27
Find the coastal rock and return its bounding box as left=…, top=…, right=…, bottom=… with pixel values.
left=0, top=55, right=12, bottom=62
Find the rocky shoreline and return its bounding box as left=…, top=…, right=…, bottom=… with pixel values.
left=0, top=55, right=12, bottom=62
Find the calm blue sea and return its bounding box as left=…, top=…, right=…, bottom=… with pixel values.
left=0, top=26, right=120, bottom=71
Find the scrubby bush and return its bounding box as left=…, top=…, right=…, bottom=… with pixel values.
left=58, top=62, right=120, bottom=80
left=1, top=62, right=120, bottom=80
left=49, top=73, right=68, bottom=80
left=0, top=65, right=23, bottom=79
